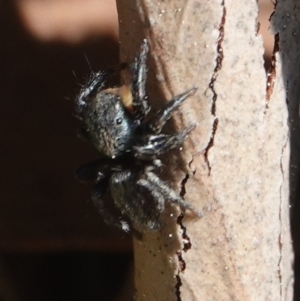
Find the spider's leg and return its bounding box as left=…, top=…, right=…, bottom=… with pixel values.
left=144, top=170, right=203, bottom=217
left=75, top=157, right=122, bottom=182
left=131, top=39, right=151, bottom=119
left=110, top=170, right=161, bottom=230
left=137, top=178, right=165, bottom=212
left=75, top=159, right=106, bottom=182
left=76, top=158, right=130, bottom=231
left=92, top=179, right=131, bottom=232
left=76, top=71, right=105, bottom=114
left=148, top=87, right=197, bottom=134
left=133, top=126, right=195, bottom=160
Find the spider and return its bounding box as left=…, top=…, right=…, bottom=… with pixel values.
left=75, top=39, right=199, bottom=232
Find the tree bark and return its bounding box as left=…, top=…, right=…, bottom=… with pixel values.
left=116, top=0, right=294, bottom=300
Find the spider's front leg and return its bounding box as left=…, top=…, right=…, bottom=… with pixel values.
left=133, top=125, right=195, bottom=160
left=131, top=39, right=151, bottom=119
left=148, top=87, right=197, bottom=134
left=76, top=71, right=105, bottom=116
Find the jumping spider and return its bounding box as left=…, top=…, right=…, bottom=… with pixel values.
left=76, top=39, right=199, bottom=232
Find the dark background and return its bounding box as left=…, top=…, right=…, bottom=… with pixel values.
left=0, top=1, right=132, bottom=301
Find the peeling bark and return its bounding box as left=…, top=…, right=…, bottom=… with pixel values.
left=116, top=0, right=294, bottom=300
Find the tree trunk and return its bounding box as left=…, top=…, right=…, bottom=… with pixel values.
left=116, top=0, right=294, bottom=300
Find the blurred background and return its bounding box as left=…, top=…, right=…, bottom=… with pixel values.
left=0, top=1, right=291, bottom=301
left=0, top=1, right=132, bottom=300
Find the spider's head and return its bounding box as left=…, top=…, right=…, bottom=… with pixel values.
left=80, top=87, right=136, bottom=158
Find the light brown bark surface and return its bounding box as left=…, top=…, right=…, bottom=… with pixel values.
left=116, top=0, right=294, bottom=300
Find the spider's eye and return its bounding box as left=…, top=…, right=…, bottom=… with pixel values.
left=116, top=117, right=123, bottom=125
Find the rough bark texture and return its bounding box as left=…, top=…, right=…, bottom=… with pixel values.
left=116, top=0, right=294, bottom=300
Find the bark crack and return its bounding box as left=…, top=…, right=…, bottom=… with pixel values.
left=204, top=2, right=226, bottom=175
left=278, top=134, right=289, bottom=298
left=175, top=156, right=195, bottom=301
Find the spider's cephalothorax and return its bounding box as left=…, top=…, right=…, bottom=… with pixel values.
left=76, top=39, right=199, bottom=232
